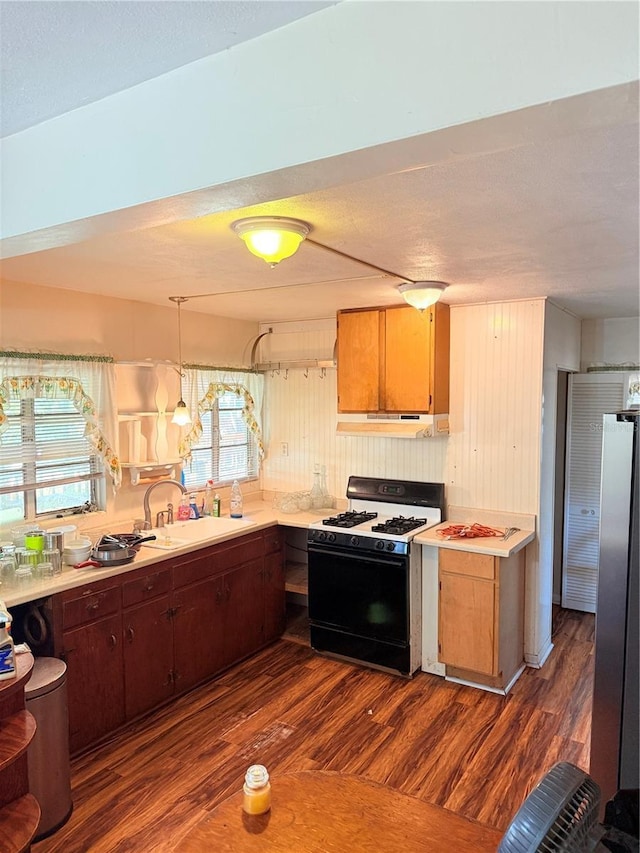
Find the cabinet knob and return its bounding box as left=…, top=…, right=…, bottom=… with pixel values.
left=127, top=626, right=135, bottom=643
left=109, top=634, right=118, bottom=647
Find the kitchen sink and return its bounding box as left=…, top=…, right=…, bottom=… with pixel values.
left=142, top=516, right=258, bottom=549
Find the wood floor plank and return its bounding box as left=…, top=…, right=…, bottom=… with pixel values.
left=34, top=607, right=595, bottom=852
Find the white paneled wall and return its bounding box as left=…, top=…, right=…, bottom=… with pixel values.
left=260, top=301, right=544, bottom=512
left=263, top=368, right=448, bottom=499
left=447, top=300, right=544, bottom=513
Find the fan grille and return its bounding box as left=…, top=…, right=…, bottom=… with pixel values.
left=499, top=762, right=602, bottom=852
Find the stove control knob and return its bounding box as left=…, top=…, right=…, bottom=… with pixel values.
left=386, top=541, right=396, bottom=552
left=317, top=531, right=327, bottom=542
left=327, top=532, right=336, bottom=543
left=375, top=540, right=386, bottom=550
left=350, top=536, right=360, bottom=547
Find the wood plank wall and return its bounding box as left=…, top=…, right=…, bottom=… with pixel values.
left=261, top=300, right=544, bottom=516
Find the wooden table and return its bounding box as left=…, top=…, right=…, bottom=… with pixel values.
left=179, top=771, right=503, bottom=852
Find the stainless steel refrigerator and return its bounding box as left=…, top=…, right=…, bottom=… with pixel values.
left=590, top=410, right=639, bottom=808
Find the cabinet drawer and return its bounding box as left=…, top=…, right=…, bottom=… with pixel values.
left=63, top=585, right=121, bottom=630
left=263, top=526, right=283, bottom=555
left=215, top=534, right=263, bottom=573
left=122, top=568, right=171, bottom=608
left=439, top=549, right=496, bottom=580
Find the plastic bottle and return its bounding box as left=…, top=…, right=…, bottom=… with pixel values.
left=242, top=764, right=271, bottom=815
left=0, top=610, right=15, bottom=681
left=176, top=494, right=190, bottom=521
left=203, top=480, right=215, bottom=516
left=212, top=493, right=221, bottom=518
left=230, top=480, right=243, bottom=518
left=188, top=493, right=200, bottom=519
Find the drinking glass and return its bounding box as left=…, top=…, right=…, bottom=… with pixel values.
left=36, top=561, right=56, bottom=580
left=0, top=557, right=16, bottom=588
left=42, top=548, right=62, bottom=575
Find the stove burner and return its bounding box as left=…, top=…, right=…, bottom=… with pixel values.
left=322, top=511, right=378, bottom=528
left=371, top=516, right=426, bottom=535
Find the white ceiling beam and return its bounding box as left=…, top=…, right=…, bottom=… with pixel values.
left=1, top=1, right=637, bottom=252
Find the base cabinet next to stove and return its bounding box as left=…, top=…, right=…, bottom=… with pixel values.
left=438, top=548, right=525, bottom=692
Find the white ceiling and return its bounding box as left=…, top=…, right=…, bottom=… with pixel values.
left=1, top=2, right=638, bottom=325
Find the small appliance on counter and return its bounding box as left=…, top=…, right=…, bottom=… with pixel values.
left=307, top=476, right=445, bottom=677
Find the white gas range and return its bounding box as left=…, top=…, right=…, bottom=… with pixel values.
left=307, top=476, right=444, bottom=677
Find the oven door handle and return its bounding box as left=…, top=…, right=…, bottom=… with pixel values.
left=308, top=545, right=407, bottom=569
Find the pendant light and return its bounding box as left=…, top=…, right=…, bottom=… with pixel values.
left=231, top=216, right=311, bottom=266
left=397, top=281, right=448, bottom=311
left=169, top=296, right=192, bottom=426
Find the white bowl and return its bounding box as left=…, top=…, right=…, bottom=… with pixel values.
left=63, top=541, right=93, bottom=564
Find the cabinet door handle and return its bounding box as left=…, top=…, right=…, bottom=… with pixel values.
left=144, top=582, right=155, bottom=592
left=127, top=626, right=135, bottom=643
left=225, top=584, right=231, bottom=601
left=215, top=589, right=223, bottom=604
left=109, top=633, right=118, bottom=647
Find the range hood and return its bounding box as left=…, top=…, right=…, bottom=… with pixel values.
left=336, top=412, right=449, bottom=439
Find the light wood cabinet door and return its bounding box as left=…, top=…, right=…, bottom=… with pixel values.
left=337, top=309, right=381, bottom=412
left=337, top=303, right=449, bottom=414
left=439, top=573, right=496, bottom=676
left=384, top=306, right=431, bottom=412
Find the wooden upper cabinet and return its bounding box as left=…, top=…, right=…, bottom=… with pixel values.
left=337, top=303, right=449, bottom=414
left=337, top=308, right=381, bottom=412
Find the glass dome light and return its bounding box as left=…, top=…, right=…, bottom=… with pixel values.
left=231, top=216, right=311, bottom=266
left=397, top=281, right=448, bottom=311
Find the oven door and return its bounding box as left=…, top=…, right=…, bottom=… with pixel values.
left=308, top=545, right=409, bottom=645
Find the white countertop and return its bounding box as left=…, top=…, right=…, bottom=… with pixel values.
left=2, top=501, right=325, bottom=607
left=3, top=501, right=537, bottom=607
left=415, top=522, right=535, bottom=557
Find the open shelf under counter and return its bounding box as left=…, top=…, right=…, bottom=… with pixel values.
left=285, top=561, right=308, bottom=596
left=283, top=561, right=309, bottom=646
left=282, top=603, right=310, bottom=646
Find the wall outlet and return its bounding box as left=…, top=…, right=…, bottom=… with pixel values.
left=280, top=442, right=289, bottom=456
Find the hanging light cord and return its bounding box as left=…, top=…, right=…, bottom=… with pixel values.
left=169, top=296, right=188, bottom=386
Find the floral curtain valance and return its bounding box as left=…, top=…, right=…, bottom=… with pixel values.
left=180, top=368, right=265, bottom=462
left=0, top=356, right=121, bottom=491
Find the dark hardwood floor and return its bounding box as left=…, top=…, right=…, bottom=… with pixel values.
left=34, top=607, right=594, bottom=853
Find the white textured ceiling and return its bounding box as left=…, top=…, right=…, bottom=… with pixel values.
left=0, top=0, right=336, bottom=137
left=0, top=2, right=638, bottom=324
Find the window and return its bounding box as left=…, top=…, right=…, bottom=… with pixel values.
left=0, top=356, right=120, bottom=525
left=182, top=390, right=258, bottom=489
left=0, top=395, right=101, bottom=526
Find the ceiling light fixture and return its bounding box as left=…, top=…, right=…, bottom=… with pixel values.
left=397, top=281, right=448, bottom=311
left=169, top=296, right=192, bottom=426
left=228, top=215, right=449, bottom=310
left=231, top=216, right=311, bottom=267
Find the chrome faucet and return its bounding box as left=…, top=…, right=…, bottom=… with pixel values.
left=143, top=479, right=187, bottom=527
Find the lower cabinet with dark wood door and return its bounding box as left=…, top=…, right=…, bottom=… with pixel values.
left=172, top=563, right=226, bottom=694
left=59, top=581, right=125, bottom=754
left=172, top=532, right=265, bottom=691
left=53, top=526, right=287, bottom=753
left=122, top=567, right=173, bottom=719
left=263, top=526, right=286, bottom=642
